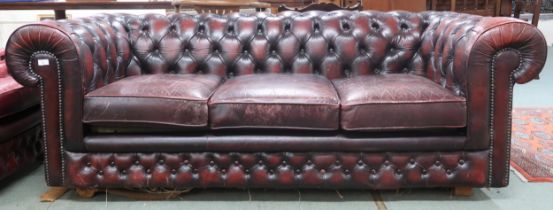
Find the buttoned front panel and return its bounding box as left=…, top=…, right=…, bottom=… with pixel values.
left=66, top=151, right=488, bottom=189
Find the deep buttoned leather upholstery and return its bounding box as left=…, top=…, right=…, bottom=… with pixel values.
left=209, top=74, right=340, bottom=130
left=333, top=74, right=466, bottom=131
left=84, top=74, right=222, bottom=128
left=4, top=11, right=547, bottom=189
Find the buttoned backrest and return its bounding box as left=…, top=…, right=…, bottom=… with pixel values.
left=121, top=11, right=426, bottom=79
left=65, top=11, right=474, bottom=95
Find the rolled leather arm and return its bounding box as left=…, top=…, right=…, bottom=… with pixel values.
left=420, top=12, right=547, bottom=187
left=5, top=16, right=131, bottom=186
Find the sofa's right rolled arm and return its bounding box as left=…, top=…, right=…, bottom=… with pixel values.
left=420, top=12, right=547, bottom=187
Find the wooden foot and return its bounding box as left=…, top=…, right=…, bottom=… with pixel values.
left=75, top=188, right=98, bottom=198
left=453, top=187, right=473, bottom=197
left=40, top=187, right=69, bottom=202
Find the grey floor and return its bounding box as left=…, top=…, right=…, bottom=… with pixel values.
left=1, top=18, right=553, bottom=210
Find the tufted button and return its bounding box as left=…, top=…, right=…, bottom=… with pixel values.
left=282, top=160, right=287, bottom=165
left=396, top=169, right=402, bottom=175
left=400, top=23, right=409, bottom=30
left=193, top=169, right=198, bottom=174
left=86, top=162, right=92, bottom=167
left=370, top=169, right=377, bottom=174
left=344, top=169, right=350, bottom=174
left=158, top=159, right=164, bottom=165
left=435, top=160, right=441, bottom=166
left=169, top=24, right=177, bottom=32
left=357, top=160, right=364, bottom=165
left=110, top=161, right=115, bottom=166
left=421, top=169, right=428, bottom=175
left=284, top=23, right=291, bottom=31
left=245, top=169, right=250, bottom=174
left=335, top=160, right=340, bottom=165
left=146, top=169, right=151, bottom=174
left=121, top=169, right=127, bottom=175
left=384, top=160, right=390, bottom=166
left=446, top=169, right=452, bottom=175
left=307, top=160, right=312, bottom=165
left=313, top=22, right=320, bottom=31
left=268, top=169, right=274, bottom=174
left=459, top=159, right=465, bottom=165
left=97, top=170, right=103, bottom=175
left=221, top=169, right=227, bottom=174
left=235, top=160, right=240, bottom=165
left=198, top=24, right=205, bottom=33
left=409, top=158, right=416, bottom=164
left=295, top=169, right=301, bottom=174
left=210, top=160, right=215, bottom=165
left=134, top=160, right=140, bottom=165
left=183, top=159, right=189, bottom=164
left=258, top=160, right=263, bottom=165
left=320, top=169, right=326, bottom=173
left=341, top=21, right=351, bottom=31
left=371, top=22, right=380, bottom=30
left=171, top=169, right=177, bottom=174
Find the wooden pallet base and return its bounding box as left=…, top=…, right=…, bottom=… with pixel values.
left=40, top=187, right=69, bottom=202
left=453, top=187, right=474, bottom=197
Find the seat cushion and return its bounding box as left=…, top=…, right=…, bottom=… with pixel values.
left=0, top=76, right=40, bottom=119
left=84, top=74, right=222, bottom=128
left=209, top=74, right=340, bottom=130
left=333, top=74, right=467, bottom=131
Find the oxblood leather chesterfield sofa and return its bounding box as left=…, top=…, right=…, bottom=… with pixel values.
left=0, top=49, right=42, bottom=182
left=5, top=11, right=547, bottom=190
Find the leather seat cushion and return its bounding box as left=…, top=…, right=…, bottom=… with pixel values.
left=84, top=74, right=222, bottom=128
left=0, top=76, right=39, bottom=119
left=209, top=74, right=340, bottom=130
left=333, top=74, right=467, bottom=131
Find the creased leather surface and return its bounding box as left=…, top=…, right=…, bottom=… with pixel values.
left=209, top=74, right=340, bottom=130
left=333, top=74, right=466, bottom=130
left=84, top=74, right=221, bottom=128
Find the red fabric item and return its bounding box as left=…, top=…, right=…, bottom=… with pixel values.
left=511, top=107, right=553, bottom=182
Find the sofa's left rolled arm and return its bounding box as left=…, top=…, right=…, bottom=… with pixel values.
left=5, top=22, right=85, bottom=186
left=6, top=22, right=80, bottom=87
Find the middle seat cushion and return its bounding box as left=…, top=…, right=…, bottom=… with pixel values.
left=208, top=74, right=340, bottom=130
left=84, top=74, right=222, bottom=129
